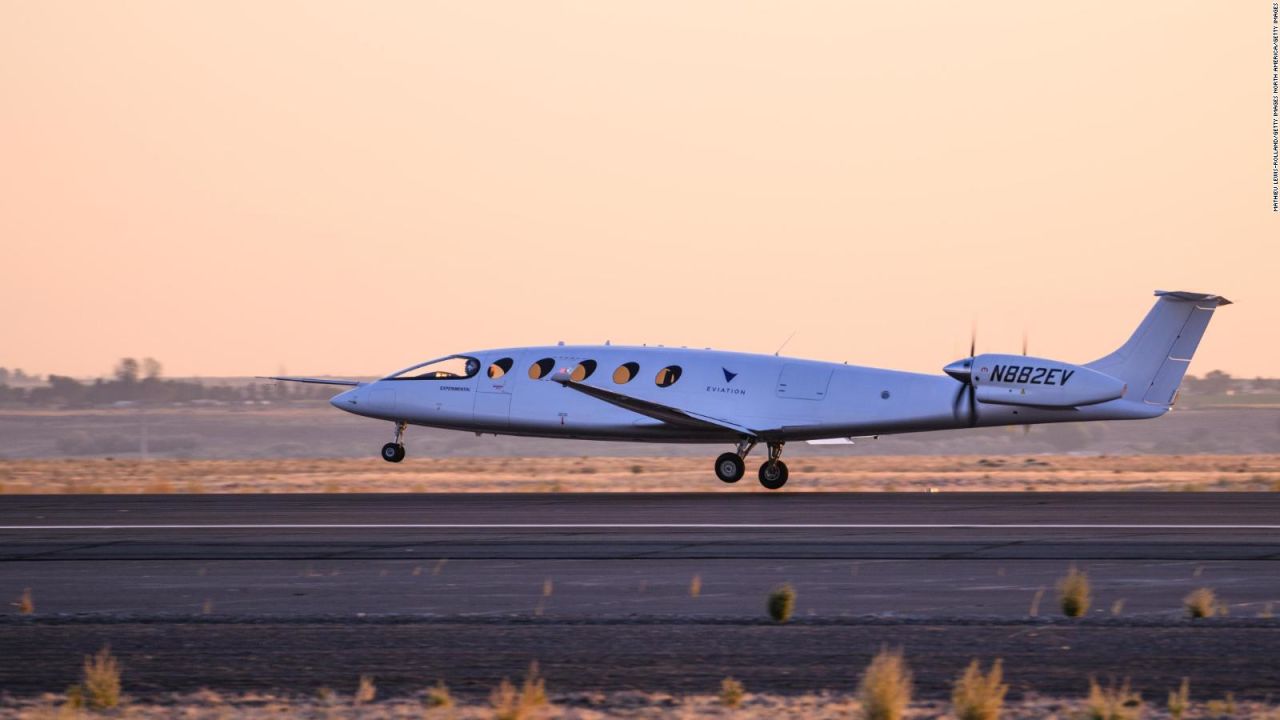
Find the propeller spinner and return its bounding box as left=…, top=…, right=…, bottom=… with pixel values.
left=944, top=331, right=979, bottom=427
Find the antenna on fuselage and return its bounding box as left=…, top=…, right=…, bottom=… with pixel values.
left=774, top=330, right=797, bottom=356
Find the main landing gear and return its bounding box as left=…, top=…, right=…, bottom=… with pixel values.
left=381, top=421, right=407, bottom=463
left=713, top=440, right=788, bottom=490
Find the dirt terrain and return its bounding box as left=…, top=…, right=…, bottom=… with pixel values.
left=1, top=454, right=1278, bottom=494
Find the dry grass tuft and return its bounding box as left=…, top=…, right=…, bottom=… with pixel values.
left=689, top=574, right=702, bottom=598
left=1085, top=677, right=1143, bottom=720
left=424, top=680, right=453, bottom=709
left=16, top=587, right=34, bottom=615
left=82, top=645, right=122, bottom=710
left=1205, top=692, right=1237, bottom=717
left=951, top=659, right=1007, bottom=720
left=1028, top=587, right=1046, bottom=617
left=354, top=674, right=376, bottom=705
left=1167, top=678, right=1190, bottom=720
left=62, top=684, right=85, bottom=711
left=856, top=646, right=913, bottom=720
left=491, top=661, right=549, bottom=720
left=1185, top=587, right=1225, bottom=618
left=720, top=677, right=745, bottom=708
left=767, top=584, right=796, bottom=623
left=1057, top=564, right=1091, bottom=618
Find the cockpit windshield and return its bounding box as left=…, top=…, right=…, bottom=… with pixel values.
left=387, top=355, right=481, bottom=381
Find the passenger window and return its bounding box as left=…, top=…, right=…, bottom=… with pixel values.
left=655, top=365, right=682, bottom=387
left=571, top=359, right=597, bottom=382
left=389, top=356, right=480, bottom=380
left=528, top=358, right=556, bottom=380
left=488, top=358, right=514, bottom=379
left=613, top=362, right=639, bottom=384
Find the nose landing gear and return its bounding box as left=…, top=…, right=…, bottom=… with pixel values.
left=381, top=422, right=407, bottom=463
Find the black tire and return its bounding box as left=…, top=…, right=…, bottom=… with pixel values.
left=758, top=460, right=789, bottom=490
left=714, top=452, right=745, bottom=483
left=381, top=442, right=405, bottom=463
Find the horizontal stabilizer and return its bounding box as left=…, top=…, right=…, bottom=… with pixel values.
left=260, top=376, right=362, bottom=387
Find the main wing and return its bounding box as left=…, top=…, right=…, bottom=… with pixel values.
left=260, top=376, right=362, bottom=387
left=549, top=369, right=759, bottom=438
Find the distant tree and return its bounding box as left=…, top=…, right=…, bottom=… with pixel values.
left=12, top=369, right=28, bottom=382
left=0, top=368, right=8, bottom=385
left=114, top=358, right=140, bottom=384
left=36, top=375, right=89, bottom=406
left=1198, top=370, right=1233, bottom=394
left=142, top=357, right=163, bottom=380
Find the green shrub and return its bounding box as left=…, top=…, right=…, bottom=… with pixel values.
left=768, top=584, right=796, bottom=623
left=1057, top=564, right=1091, bottom=618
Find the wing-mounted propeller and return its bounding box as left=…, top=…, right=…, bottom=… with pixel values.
left=943, top=328, right=979, bottom=428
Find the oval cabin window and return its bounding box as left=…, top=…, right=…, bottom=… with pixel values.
left=571, top=359, right=597, bottom=382
left=528, top=358, right=556, bottom=380
left=613, top=362, right=639, bottom=384
left=488, top=358, right=514, bottom=379
left=655, top=365, right=682, bottom=387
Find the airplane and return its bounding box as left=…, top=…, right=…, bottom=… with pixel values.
left=268, top=290, right=1229, bottom=490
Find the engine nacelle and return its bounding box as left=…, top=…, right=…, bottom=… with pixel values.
left=970, top=354, right=1126, bottom=408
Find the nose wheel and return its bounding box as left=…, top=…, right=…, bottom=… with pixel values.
left=381, top=443, right=405, bottom=463
left=381, top=422, right=407, bottom=463
left=758, top=442, right=788, bottom=490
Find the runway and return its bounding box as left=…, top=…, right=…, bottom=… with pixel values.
left=2, top=493, right=1278, bottom=698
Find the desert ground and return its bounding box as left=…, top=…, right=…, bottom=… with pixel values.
left=1, top=453, right=1278, bottom=494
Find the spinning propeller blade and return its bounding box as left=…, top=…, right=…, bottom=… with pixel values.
left=948, top=325, right=979, bottom=428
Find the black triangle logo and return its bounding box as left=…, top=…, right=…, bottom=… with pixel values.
left=722, top=368, right=738, bottom=383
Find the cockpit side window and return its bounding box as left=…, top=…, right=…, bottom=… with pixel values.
left=388, top=356, right=481, bottom=381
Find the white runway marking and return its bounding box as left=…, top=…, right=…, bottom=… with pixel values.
left=0, top=524, right=1277, bottom=530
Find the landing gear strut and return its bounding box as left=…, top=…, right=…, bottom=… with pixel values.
left=713, top=439, right=756, bottom=483
left=757, top=442, right=788, bottom=490
left=381, top=422, right=406, bottom=463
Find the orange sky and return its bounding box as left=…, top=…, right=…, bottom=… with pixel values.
left=2, top=1, right=1275, bottom=378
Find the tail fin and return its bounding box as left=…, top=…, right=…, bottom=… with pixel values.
left=1087, top=290, right=1231, bottom=408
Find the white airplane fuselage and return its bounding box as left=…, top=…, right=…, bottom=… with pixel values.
left=274, top=290, right=1230, bottom=489
left=330, top=345, right=1161, bottom=443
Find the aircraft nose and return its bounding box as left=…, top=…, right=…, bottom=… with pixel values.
left=330, top=387, right=360, bottom=411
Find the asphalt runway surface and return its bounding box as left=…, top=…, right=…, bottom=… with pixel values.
left=2, top=493, right=1279, bottom=699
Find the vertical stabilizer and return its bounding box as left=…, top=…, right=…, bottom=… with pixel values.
left=1086, top=291, right=1231, bottom=408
